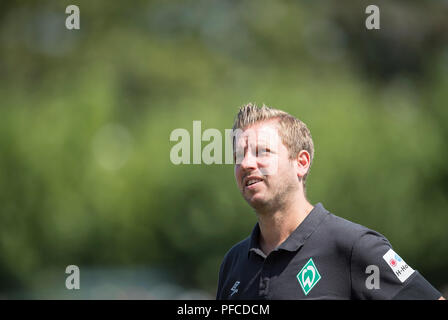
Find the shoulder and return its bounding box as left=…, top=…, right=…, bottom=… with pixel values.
left=220, top=235, right=251, bottom=268
left=320, top=211, right=389, bottom=249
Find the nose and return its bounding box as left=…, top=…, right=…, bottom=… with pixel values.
left=239, top=150, right=257, bottom=171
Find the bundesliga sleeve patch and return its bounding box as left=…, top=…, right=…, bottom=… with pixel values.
left=382, top=248, right=415, bottom=283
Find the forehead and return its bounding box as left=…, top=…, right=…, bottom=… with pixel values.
left=235, top=120, right=281, bottom=146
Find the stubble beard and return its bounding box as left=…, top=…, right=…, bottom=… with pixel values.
left=244, top=177, right=298, bottom=215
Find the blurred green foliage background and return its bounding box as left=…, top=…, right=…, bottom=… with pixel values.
left=0, top=0, right=447, bottom=298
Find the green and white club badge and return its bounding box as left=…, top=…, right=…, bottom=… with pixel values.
left=297, top=258, right=321, bottom=295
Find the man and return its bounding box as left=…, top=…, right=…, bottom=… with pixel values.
left=216, top=103, right=445, bottom=300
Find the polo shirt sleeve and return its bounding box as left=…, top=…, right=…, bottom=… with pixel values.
left=350, top=231, right=442, bottom=300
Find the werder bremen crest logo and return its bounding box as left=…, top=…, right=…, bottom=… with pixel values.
left=297, top=258, right=321, bottom=295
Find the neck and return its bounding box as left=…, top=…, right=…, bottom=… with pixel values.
left=256, top=193, right=314, bottom=256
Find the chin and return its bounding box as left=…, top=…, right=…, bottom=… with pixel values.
left=246, top=195, right=269, bottom=210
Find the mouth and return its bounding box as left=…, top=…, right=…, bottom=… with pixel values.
left=244, top=176, right=264, bottom=189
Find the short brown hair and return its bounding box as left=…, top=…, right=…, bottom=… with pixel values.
left=232, top=103, right=315, bottom=184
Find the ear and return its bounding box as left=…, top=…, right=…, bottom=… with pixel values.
left=296, top=150, right=311, bottom=180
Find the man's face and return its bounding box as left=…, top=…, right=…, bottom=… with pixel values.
left=234, top=120, right=301, bottom=211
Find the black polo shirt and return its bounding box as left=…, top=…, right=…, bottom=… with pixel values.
left=216, top=203, right=441, bottom=300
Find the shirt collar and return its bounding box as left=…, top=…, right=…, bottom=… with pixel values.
left=248, top=202, right=329, bottom=258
